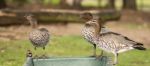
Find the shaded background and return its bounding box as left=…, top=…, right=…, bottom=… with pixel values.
left=0, top=0, right=150, bottom=66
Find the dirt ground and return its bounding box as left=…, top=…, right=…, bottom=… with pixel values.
left=0, top=22, right=150, bottom=48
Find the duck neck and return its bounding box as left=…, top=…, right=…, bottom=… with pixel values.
left=94, top=22, right=101, bottom=38
left=28, top=18, right=38, bottom=29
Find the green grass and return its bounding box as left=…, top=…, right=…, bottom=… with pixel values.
left=0, top=35, right=149, bottom=66
left=118, top=50, right=150, bottom=66
left=42, top=0, right=60, bottom=5
left=82, top=0, right=150, bottom=10
left=42, top=0, right=150, bottom=9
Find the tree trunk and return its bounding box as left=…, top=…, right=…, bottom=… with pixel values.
left=107, top=0, right=115, bottom=9
left=98, top=0, right=102, bottom=7
left=122, top=0, right=137, bottom=10
left=73, top=0, right=82, bottom=9
left=0, top=0, right=7, bottom=9
left=60, top=0, right=68, bottom=7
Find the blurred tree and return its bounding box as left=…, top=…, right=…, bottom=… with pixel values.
left=0, top=0, right=7, bottom=9
left=60, top=0, right=68, bottom=7
left=98, top=0, right=102, bottom=7
left=6, top=0, right=29, bottom=8
left=31, top=0, right=42, bottom=5
left=107, top=0, right=115, bottom=9
left=43, top=0, right=51, bottom=5
left=73, top=0, right=82, bottom=9
left=12, top=0, right=28, bottom=7
left=29, top=0, right=43, bottom=10
left=122, top=0, right=137, bottom=10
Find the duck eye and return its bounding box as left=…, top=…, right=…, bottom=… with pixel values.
left=92, top=20, right=96, bottom=22
left=85, top=23, right=91, bottom=26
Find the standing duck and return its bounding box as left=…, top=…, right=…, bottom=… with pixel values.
left=80, top=12, right=146, bottom=65
left=25, top=14, right=50, bottom=50
left=80, top=12, right=109, bottom=57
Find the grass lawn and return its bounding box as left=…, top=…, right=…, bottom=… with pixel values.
left=82, top=0, right=150, bottom=10
left=0, top=35, right=149, bottom=66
